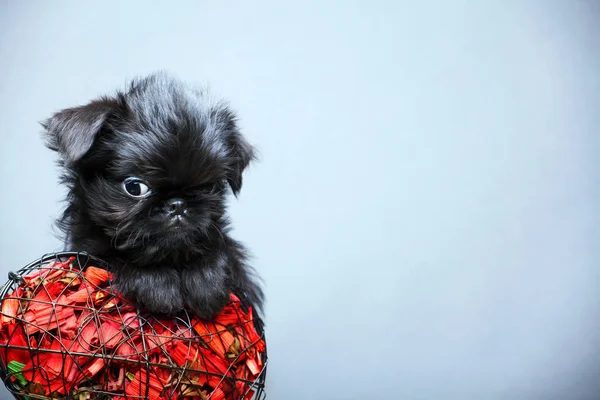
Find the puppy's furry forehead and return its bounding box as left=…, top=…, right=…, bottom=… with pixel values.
left=126, top=75, right=218, bottom=127
left=123, top=74, right=230, bottom=153
left=109, top=74, right=234, bottom=181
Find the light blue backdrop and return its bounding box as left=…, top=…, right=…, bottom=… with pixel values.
left=1, top=1, right=598, bottom=399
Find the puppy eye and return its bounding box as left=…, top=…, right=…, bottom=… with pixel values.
left=122, top=178, right=151, bottom=198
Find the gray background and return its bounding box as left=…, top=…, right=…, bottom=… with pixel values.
left=1, top=1, right=599, bottom=399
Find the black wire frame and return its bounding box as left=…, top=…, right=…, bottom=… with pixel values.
left=0, top=252, right=267, bottom=400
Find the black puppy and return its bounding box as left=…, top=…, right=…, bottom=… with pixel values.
left=43, top=73, right=263, bottom=319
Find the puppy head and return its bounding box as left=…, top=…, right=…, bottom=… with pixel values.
left=44, top=73, right=254, bottom=260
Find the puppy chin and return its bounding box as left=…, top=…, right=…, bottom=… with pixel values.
left=153, top=225, right=199, bottom=252
left=113, top=228, right=199, bottom=261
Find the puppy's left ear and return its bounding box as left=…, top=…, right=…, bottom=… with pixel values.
left=42, top=98, right=118, bottom=167
left=224, top=117, right=256, bottom=196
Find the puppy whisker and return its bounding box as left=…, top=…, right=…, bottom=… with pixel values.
left=209, top=221, right=226, bottom=243
left=112, top=219, right=130, bottom=248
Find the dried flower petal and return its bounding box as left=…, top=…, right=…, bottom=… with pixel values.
left=121, top=312, right=141, bottom=330
left=209, top=386, right=226, bottom=400
left=1, top=289, right=22, bottom=324
left=84, top=358, right=104, bottom=377
left=193, top=321, right=227, bottom=356
left=246, top=357, right=260, bottom=376
left=124, top=368, right=165, bottom=400
left=83, top=266, right=112, bottom=287
left=0, top=324, right=31, bottom=365
left=65, top=287, right=91, bottom=304
left=100, top=320, right=123, bottom=349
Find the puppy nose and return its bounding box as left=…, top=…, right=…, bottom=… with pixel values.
left=165, top=198, right=187, bottom=216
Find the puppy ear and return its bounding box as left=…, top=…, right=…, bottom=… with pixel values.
left=225, top=122, right=256, bottom=196
left=42, top=98, right=117, bottom=166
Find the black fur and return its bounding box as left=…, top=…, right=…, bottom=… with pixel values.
left=43, top=73, right=263, bottom=319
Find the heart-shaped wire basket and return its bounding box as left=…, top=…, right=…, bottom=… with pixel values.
left=0, top=252, right=267, bottom=400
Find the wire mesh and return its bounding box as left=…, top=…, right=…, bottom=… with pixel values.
left=0, top=252, right=267, bottom=400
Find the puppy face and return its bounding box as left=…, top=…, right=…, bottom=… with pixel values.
left=44, top=73, right=254, bottom=263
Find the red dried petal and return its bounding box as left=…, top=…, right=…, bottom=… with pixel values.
left=1, top=294, right=20, bottom=325
left=170, top=341, right=198, bottom=367
left=22, top=297, right=75, bottom=335
left=195, top=347, right=230, bottom=376
left=246, top=358, right=260, bottom=376
left=209, top=386, right=226, bottom=400
left=0, top=323, right=31, bottom=365
left=121, top=312, right=141, bottom=330
left=22, top=340, right=65, bottom=392
left=83, top=266, right=112, bottom=287
left=84, top=357, right=105, bottom=377
left=22, top=258, right=73, bottom=286
left=193, top=321, right=227, bottom=356
left=124, top=368, right=165, bottom=399
left=61, top=313, right=79, bottom=339
left=42, top=282, right=68, bottom=301
left=45, top=352, right=65, bottom=377
left=115, top=335, right=145, bottom=361
left=100, top=320, right=123, bottom=348
left=77, top=322, right=100, bottom=352
left=66, top=287, right=91, bottom=303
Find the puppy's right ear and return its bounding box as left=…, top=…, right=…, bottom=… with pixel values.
left=42, top=98, right=117, bottom=166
